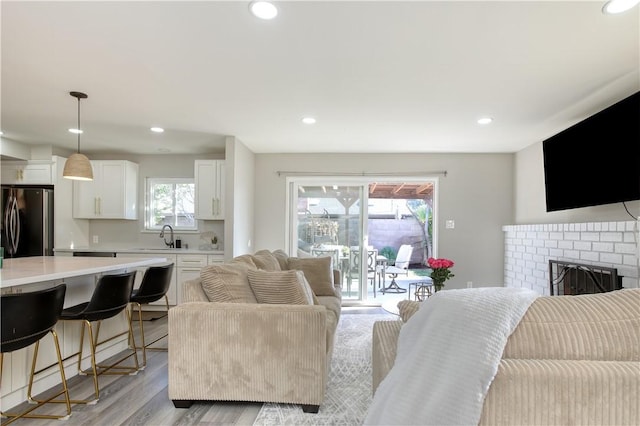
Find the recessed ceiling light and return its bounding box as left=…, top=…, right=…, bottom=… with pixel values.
left=602, top=0, right=640, bottom=14
left=477, top=117, right=493, bottom=125
left=250, top=1, right=278, bottom=20
left=68, top=128, right=83, bottom=134
left=0, top=131, right=4, bottom=136
left=302, top=117, right=316, bottom=125
left=150, top=127, right=165, bottom=133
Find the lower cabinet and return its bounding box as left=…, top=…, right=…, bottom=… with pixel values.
left=176, top=254, right=224, bottom=304
left=176, top=255, right=208, bottom=305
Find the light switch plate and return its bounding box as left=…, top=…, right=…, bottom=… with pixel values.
left=445, top=220, right=455, bottom=229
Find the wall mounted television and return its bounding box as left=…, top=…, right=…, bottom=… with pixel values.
left=543, top=91, right=639, bottom=212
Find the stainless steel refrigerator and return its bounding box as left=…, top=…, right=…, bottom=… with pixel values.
left=1, top=185, right=54, bottom=258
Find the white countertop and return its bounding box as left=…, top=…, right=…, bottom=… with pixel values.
left=1, top=256, right=168, bottom=288
left=54, top=247, right=224, bottom=255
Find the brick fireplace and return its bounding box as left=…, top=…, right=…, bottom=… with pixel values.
left=503, top=220, right=639, bottom=295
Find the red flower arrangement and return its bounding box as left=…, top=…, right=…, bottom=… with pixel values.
left=427, top=257, right=455, bottom=291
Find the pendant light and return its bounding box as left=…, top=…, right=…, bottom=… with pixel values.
left=63, top=91, right=93, bottom=181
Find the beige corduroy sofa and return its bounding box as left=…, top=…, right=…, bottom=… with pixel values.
left=168, top=249, right=342, bottom=413
left=372, top=288, right=640, bottom=425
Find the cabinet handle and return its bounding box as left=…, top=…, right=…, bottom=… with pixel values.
left=182, top=260, right=202, bottom=264
left=180, top=268, right=202, bottom=272
left=99, top=197, right=102, bottom=215
left=95, top=197, right=99, bottom=215
left=18, top=169, right=24, bottom=180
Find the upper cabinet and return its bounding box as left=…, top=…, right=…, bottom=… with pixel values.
left=73, top=160, right=138, bottom=220
left=1, top=161, right=53, bottom=185
left=194, top=159, right=225, bottom=220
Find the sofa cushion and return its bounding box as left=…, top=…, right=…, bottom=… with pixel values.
left=287, top=256, right=335, bottom=296
left=247, top=269, right=314, bottom=305
left=251, top=250, right=282, bottom=271
left=200, top=263, right=258, bottom=303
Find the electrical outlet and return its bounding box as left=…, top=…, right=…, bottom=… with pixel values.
left=445, top=220, right=455, bottom=229
left=467, top=281, right=473, bottom=288
left=92, top=235, right=99, bottom=244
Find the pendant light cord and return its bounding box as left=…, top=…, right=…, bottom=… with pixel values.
left=77, top=96, right=81, bottom=154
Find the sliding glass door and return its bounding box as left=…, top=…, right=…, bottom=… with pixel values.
left=288, top=180, right=370, bottom=301
left=287, top=176, right=438, bottom=304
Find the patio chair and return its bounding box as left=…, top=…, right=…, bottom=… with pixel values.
left=380, top=244, right=413, bottom=293
left=349, top=248, right=378, bottom=297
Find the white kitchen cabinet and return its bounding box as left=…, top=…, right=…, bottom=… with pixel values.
left=208, top=254, right=224, bottom=265
left=194, top=160, right=225, bottom=220
left=116, top=253, right=178, bottom=306
left=1, top=161, right=53, bottom=185
left=176, top=254, right=208, bottom=304
left=73, top=160, right=138, bottom=219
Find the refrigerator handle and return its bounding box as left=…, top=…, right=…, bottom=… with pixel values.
left=4, top=190, right=20, bottom=256
left=43, top=191, right=50, bottom=256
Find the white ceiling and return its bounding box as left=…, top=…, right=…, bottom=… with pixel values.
left=1, top=1, right=638, bottom=157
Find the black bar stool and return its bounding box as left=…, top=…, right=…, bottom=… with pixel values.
left=58, top=271, right=139, bottom=404
left=1, top=284, right=71, bottom=424
left=129, top=263, right=174, bottom=369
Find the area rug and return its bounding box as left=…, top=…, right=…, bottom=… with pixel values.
left=252, top=313, right=398, bottom=426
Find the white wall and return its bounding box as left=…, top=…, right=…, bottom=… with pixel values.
left=225, top=137, right=255, bottom=260
left=254, top=153, right=514, bottom=289
left=87, top=153, right=224, bottom=250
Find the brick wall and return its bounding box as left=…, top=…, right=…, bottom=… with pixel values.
left=503, top=221, right=639, bottom=295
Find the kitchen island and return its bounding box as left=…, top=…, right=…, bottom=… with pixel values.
left=1, top=255, right=167, bottom=289
left=0, top=255, right=167, bottom=411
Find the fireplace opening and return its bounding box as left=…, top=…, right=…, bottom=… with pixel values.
left=549, top=260, right=623, bottom=295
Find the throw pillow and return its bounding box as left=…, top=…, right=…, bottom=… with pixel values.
left=200, top=263, right=257, bottom=303
left=398, top=300, right=421, bottom=322
left=247, top=269, right=314, bottom=305
left=232, top=254, right=257, bottom=268
left=287, top=256, right=335, bottom=296
left=271, top=249, right=289, bottom=270
left=251, top=250, right=282, bottom=271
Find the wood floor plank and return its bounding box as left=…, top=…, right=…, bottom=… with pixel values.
left=6, top=309, right=382, bottom=425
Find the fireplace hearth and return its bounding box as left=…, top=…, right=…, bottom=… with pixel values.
left=549, top=260, right=622, bottom=295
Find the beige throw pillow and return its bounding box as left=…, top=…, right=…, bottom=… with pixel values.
left=287, top=256, right=335, bottom=296
left=200, top=263, right=257, bottom=303
left=232, top=254, right=257, bottom=268
left=251, top=250, right=282, bottom=271
left=247, top=269, right=314, bottom=305
left=271, top=249, right=289, bottom=270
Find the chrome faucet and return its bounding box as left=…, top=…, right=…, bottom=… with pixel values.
left=159, top=224, right=174, bottom=248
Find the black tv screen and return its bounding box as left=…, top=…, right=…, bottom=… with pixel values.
left=543, top=91, right=640, bottom=212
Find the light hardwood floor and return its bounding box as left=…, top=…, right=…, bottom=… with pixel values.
left=5, top=307, right=385, bottom=425
left=5, top=313, right=262, bottom=426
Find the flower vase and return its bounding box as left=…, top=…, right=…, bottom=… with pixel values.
left=433, top=280, right=444, bottom=292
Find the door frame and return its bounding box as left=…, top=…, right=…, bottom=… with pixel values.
left=285, top=175, right=439, bottom=303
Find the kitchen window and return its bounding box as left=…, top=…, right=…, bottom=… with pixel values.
left=145, top=178, right=196, bottom=231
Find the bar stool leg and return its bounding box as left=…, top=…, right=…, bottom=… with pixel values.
left=1, top=330, right=72, bottom=423
left=129, top=295, right=169, bottom=371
